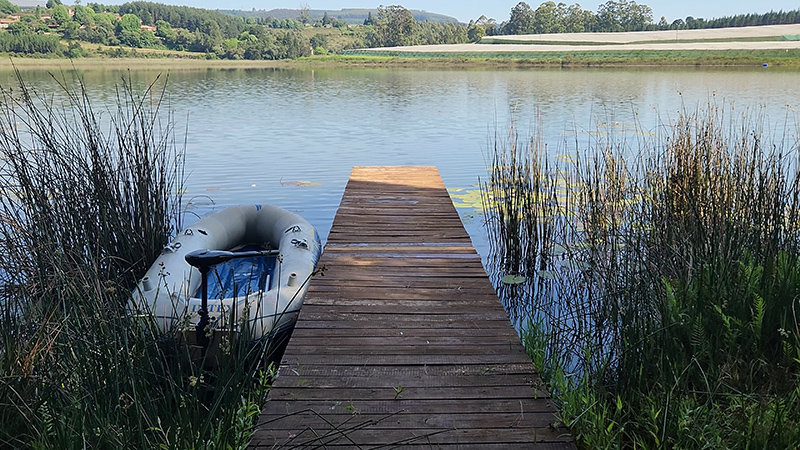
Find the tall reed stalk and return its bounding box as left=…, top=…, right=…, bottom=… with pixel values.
left=484, top=103, right=800, bottom=448
left=0, top=70, right=271, bottom=449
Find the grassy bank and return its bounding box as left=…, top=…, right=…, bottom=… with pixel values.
left=483, top=105, right=800, bottom=448
left=0, top=56, right=298, bottom=70
left=3, top=48, right=800, bottom=71
left=0, top=72, right=273, bottom=449
left=342, top=48, right=800, bottom=67
left=479, top=36, right=786, bottom=45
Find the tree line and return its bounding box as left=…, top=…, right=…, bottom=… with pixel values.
left=0, top=1, right=473, bottom=58
left=0, top=1, right=798, bottom=59
left=489, top=1, right=800, bottom=36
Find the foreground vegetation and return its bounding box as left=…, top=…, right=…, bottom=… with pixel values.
left=0, top=72, right=274, bottom=448
left=483, top=105, right=800, bottom=447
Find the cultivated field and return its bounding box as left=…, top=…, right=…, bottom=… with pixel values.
left=362, top=24, right=800, bottom=54
left=486, top=23, right=800, bottom=44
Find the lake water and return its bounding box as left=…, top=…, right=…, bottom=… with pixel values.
left=4, top=66, right=798, bottom=261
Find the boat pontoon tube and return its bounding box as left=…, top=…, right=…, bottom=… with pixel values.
left=130, top=205, right=321, bottom=339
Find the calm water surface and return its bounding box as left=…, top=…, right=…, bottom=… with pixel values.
left=5, top=66, right=798, bottom=261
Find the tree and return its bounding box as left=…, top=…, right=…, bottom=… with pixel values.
left=116, top=13, right=155, bottom=48
left=6, top=20, right=29, bottom=34
left=623, top=1, right=653, bottom=30
left=505, top=2, right=534, bottom=35
left=45, top=0, right=61, bottom=9
left=60, top=20, right=80, bottom=40
left=117, top=13, right=141, bottom=34
left=532, top=1, right=564, bottom=34
left=364, top=11, right=375, bottom=26
left=596, top=0, right=653, bottom=32
left=155, top=19, right=175, bottom=39
left=51, top=4, right=69, bottom=25
left=0, top=0, right=19, bottom=15
left=475, top=15, right=499, bottom=36
left=564, top=3, right=592, bottom=33
left=670, top=18, right=685, bottom=29
left=467, top=20, right=485, bottom=42
left=310, top=32, right=327, bottom=50
left=84, top=17, right=116, bottom=44
left=298, top=3, right=310, bottom=24
left=375, top=5, right=418, bottom=47
left=321, top=11, right=331, bottom=26
left=72, top=4, right=95, bottom=27
left=196, top=18, right=223, bottom=52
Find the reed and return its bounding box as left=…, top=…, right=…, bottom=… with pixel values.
left=484, top=103, right=800, bottom=448
left=0, top=70, right=271, bottom=449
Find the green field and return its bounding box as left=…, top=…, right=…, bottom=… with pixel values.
left=340, top=48, right=800, bottom=67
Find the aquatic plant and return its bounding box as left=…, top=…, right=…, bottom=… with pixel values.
left=0, top=70, right=272, bottom=449
left=484, top=103, right=800, bottom=448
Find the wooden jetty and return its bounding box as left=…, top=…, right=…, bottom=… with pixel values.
left=250, top=166, right=575, bottom=449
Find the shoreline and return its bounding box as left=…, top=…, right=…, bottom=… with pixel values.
left=0, top=57, right=297, bottom=70
left=0, top=50, right=798, bottom=71
left=1, top=23, right=798, bottom=71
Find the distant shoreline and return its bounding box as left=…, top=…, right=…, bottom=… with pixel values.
left=0, top=54, right=797, bottom=70
left=0, top=58, right=296, bottom=71
left=2, top=21, right=800, bottom=72
left=336, top=23, right=800, bottom=68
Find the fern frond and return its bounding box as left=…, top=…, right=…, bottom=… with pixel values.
left=751, top=294, right=765, bottom=339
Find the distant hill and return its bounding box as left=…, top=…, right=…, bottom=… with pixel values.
left=10, top=0, right=45, bottom=8
left=221, top=8, right=460, bottom=25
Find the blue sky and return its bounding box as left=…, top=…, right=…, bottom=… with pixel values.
left=163, top=1, right=800, bottom=24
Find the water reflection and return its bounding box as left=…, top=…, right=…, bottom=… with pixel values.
left=0, top=65, right=796, bottom=260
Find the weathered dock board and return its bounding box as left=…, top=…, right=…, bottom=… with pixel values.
left=250, top=166, right=575, bottom=449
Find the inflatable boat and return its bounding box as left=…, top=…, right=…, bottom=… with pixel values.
left=130, top=205, right=321, bottom=351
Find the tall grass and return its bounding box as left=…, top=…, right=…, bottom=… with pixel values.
left=484, top=104, right=800, bottom=448
left=0, top=70, right=271, bottom=449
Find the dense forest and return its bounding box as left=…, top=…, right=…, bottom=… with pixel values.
left=0, top=0, right=798, bottom=59
left=222, top=8, right=459, bottom=25
left=485, top=1, right=800, bottom=37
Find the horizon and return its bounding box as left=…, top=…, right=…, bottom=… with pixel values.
left=12, top=0, right=800, bottom=25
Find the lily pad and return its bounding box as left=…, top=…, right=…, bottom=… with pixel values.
left=561, top=259, right=590, bottom=270
left=537, top=270, right=558, bottom=279
left=501, top=274, right=526, bottom=285
left=280, top=180, right=322, bottom=187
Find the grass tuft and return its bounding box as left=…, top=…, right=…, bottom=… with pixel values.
left=0, top=69, right=273, bottom=449
left=484, top=102, right=800, bottom=448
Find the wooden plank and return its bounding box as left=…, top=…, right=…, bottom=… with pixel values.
left=267, top=384, right=551, bottom=400
left=276, top=363, right=537, bottom=378
left=253, top=426, right=568, bottom=446
left=291, top=320, right=517, bottom=331
left=249, top=167, right=573, bottom=449
left=285, top=327, right=523, bottom=338
left=276, top=369, right=542, bottom=389
left=262, top=398, right=558, bottom=416
left=279, top=354, right=533, bottom=366
left=257, top=411, right=559, bottom=429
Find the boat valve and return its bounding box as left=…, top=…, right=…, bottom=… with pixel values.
left=288, top=273, right=298, bottom=287
left=141, top=276, right=154, bottom=291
